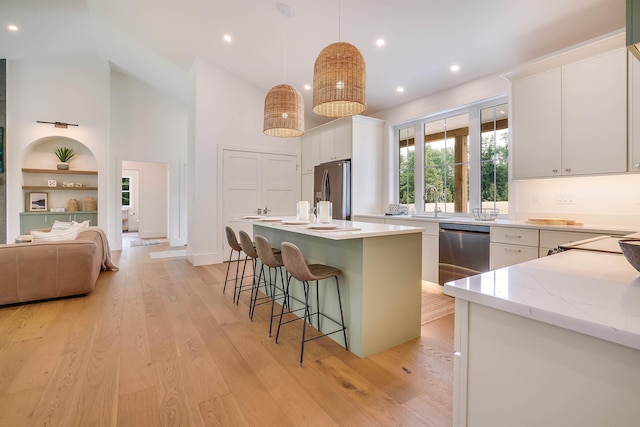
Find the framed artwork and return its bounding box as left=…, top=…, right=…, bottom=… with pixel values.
left=27, top=192, right=48, bottom=212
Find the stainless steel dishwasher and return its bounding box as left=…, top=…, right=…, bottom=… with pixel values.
left=438, top=222, right=490, bottom=285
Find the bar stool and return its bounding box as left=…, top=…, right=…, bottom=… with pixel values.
left=236, top=230, right=266, bottom=307
left=253, top=235, right=288, bottom=335
left=223, top=226, right=251, bottom=302
left=275, top=242, right=348, bottom=366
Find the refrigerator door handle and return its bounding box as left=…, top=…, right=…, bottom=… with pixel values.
left=321, top=169, right=330, bottom=201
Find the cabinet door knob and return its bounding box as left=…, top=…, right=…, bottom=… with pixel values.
left=565, top=168, right=571, bottom=173
left=552, top=169, right=558, bottom=173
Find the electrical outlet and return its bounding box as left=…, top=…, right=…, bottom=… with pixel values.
left=532, top=193, right=540, bottom=204
left=555, top=193, right=575, bottom=204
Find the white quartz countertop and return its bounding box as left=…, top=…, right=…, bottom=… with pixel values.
left=444, top=249, right=640, bottom=350
left=356, top=213, right=640, bottom=235
left=238, top=216, right=423, bottom=240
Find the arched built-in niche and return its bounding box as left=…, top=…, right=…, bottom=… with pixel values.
left=20, top=136, right=99, bottom=232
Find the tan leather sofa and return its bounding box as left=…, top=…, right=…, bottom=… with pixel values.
left=0, top=229, right=107, bottom=305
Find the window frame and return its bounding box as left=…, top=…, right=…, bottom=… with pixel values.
left=122, top=176, right=131, bottom=207
left=393, top=96, right=508, bottom=217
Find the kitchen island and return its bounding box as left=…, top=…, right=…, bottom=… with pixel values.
left=245, top=218, right=423, bottom=358
left=445, top=243, right=640, bottom=427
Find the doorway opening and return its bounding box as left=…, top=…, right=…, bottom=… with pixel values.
left=120, top=160, right=170, bottom=249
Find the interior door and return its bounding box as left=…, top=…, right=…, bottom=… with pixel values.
left=222, top=150, right=298, bottom=255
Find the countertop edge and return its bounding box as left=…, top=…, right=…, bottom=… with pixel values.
left=240, top=218, right=424, bottom=240
left=354, top=213, right=640, bottom=235
left=444, top=250, right=640, bottom=351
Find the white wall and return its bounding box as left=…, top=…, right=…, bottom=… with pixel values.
left=6, top=55, right=110, bottom=241
left=187, top=57, right=300, bottom=266
left=110, top=69, right=188, bottom=249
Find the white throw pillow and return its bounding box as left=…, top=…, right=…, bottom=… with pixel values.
left=51, top=220, right=73, bottom=231
left=31, top=221, right=85, bottom=242
left=72, top=220, right=90, bottom=229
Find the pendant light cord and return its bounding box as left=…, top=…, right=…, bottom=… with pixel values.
left=338, top=0, right=341, bottom=41
left=283, top=27, right=287, bottom=83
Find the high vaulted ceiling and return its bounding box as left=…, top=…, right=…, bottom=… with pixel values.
left=0, top=0, right=625, bottom=126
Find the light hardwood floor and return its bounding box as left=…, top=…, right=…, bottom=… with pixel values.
left=0, top=244, right=454, bottom=426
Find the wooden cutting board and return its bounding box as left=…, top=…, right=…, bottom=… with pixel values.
left=526, top=218, right=583, bottom=226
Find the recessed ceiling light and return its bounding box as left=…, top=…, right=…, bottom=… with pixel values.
left=376, top=39, right=385, bottom=47
left=396, top=87, right=404, bottom=93
left=7, top=24, right=18, bottom=31
left=223, top=34, right=232, bottom=43
left=450, top=64, right=460, bottom=72
left=304, top=84, right=311, bottom=91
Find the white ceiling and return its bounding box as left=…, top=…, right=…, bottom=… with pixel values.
left=0, top=0, right=625, bottom=126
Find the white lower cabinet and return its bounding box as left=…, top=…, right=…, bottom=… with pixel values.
left=490, top=226, right=540, bottom=270
left=490, top=243, right=539, bottom=270
left=384, top=218, right=439, bottom=283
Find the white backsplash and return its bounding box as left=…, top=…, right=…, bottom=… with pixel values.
left=512, top=174, right=640, bottom=227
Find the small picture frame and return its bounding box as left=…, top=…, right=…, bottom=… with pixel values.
left=27, top=192, right=48, bottom=212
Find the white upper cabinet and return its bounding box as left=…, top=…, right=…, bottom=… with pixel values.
left=562, top=48, right=627, bottom=175
left=630, top=51, right=640, bottom=172
left=509, top=34, right=628, bottom=179
left=301, top=133, right=319, bottom=174
left=301, top=115, right=384, bottom=215
left=512, top=69, right=562, bottom=178
left=319, top=120, right=352, bottom=163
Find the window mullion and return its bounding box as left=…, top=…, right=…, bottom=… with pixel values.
left=415, top=123, right=425, bottom=213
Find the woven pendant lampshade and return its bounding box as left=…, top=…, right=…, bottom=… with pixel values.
left=312, top=41, right=366, bottom=117
left=263, top=84, right=304, bottom=137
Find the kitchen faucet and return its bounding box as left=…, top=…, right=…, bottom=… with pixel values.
left=424, top=185, right=442, bottom=216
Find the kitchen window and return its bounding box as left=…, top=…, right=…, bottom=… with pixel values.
left=396, top=98, right=508, bottom=215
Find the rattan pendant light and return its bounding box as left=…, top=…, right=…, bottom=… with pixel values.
left=312, top=1, right=366, bottom=117
left=263, top=84, right=304, bottom=137
left=263, top=4, right=304, bottom=137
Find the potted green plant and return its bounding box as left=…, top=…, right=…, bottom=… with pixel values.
left=54, top=146, right=76, bottom=170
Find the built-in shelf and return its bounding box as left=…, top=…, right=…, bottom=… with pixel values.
left=22, top=168, right=98, bottom=175
left=22, top=186, right=98, bottom=191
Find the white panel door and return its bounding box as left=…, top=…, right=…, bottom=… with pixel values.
left=262, top=153, right=298, bottom=216
left=222, top=150, right=298, bottom=255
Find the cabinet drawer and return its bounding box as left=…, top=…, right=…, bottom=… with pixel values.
left=539, top=230, right=606, bottom=249
left=490, top=227, right=539, bottom=247
left=490, top=243, right=539, bottom=270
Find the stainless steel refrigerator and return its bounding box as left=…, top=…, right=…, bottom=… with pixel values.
left=314, top=160, right=351, bottom=220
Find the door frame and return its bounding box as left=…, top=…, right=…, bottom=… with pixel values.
left=217, top=144, right=300, bottom=257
